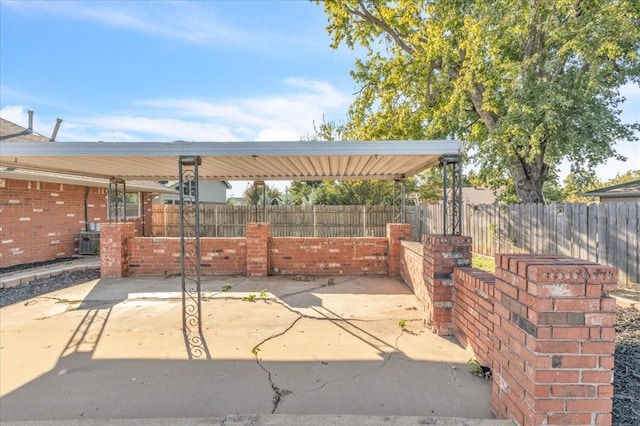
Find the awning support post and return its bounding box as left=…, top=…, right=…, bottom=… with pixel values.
left=393, top=178, right=406, bottom=223
left=440, top=155, right=462, bottom=236
left=108, top=178, right=126, bottom=222
left=179, top=155, right=209, bottom=359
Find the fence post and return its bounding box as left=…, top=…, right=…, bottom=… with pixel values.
left=313, top=205, right=317, bottom=237
left=163, top=205, right=168, bottom=237
left=363, top=205, right=367, bottom=237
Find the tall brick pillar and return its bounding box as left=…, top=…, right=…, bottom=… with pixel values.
left=423, top=234, right=472, bottom=335
left=100, top=222, right=135, bottom=278
left=246, top=222, right=271, bottom=277
left=492, top=254, right=617, bottom=426
left=387, top=223, right=412, bottom=276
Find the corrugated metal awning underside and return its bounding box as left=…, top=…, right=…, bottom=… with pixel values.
left=0, top=140, right=463, bottom=181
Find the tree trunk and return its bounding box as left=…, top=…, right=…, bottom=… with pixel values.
left=512, top=166, right=546, bottom=204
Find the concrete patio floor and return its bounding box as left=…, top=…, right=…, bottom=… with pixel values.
left=1, top=275, right=494, bottom=423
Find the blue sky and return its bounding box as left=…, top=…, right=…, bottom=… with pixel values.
left=1, top=0, right=638, bottom=195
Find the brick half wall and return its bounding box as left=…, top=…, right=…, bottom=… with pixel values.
left=127, top=237, right=246, bottom=276
left=453, top=268, right=496, bottom=368
left=270, top=237, right=388, bottom=275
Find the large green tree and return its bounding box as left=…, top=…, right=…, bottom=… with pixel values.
left=320, top=0, right=640, bottom=203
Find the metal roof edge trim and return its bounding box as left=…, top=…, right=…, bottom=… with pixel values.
left=0, top=140, right=463, bottom=157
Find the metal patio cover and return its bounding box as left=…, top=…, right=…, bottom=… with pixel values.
left=0, top=140, right=463, bottom=181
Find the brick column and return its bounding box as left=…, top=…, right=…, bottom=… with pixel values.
left=387, top=223, right=412, bottom=276
left=246, top=222, right=271, bottom=277
left=100, top=222, right=135, bottom=278
left=492, top=254, right=617, bottom=426
left=423, top=234, right=472, bottom=335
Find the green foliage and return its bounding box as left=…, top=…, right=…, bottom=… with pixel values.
left=398, top=319, right=407, bottom=330
left=468, top=358, right=483, bottom=375
left=603, top=170, right=640, bottom=187
left=221, top=283, right=232, bottom=292
left=319, top=0, right=640, bottom=204
left=259, top=289, right=268, bottom=299
left=562, top=172, right=602, bottom=202
left=472, top=254, right=496, bottom=273
left=243, top=183, right=283, bottom=206
left=242, top=294, right=257, bottom=303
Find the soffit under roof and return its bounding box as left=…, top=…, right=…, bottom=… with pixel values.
left=0, top=167, right=173, bottom=193
left=0, top=140, right=463, bottom=181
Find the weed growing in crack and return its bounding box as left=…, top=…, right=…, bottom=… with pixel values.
left=327, top=278, right=335, bottom=286
left=251, top=346, right=261, bottom=356
left=398, top=319, right=407, bottom=330
left=259, top=289, right=268, bottom=299
left=221, top=283, right=232, bottom=292
left=468, top=358, right=492, bottom=379
left=243, top=294, right=257, bottom=302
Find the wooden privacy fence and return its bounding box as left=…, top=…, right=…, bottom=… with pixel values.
left=411, top=202, right=640, bottom=287
left=152, top=204, right=407, bottom=238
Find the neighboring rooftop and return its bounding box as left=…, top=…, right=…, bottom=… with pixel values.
left=461, top=187, right=497, bottom=205
left=581, top=179, right=640, bottom=199
left=0, top=117, right=50, bottom=143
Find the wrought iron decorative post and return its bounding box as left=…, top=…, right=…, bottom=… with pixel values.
left=254, top=180, right=266, bottom=222
left=108, top=178, right=126, bottom=222
left=179, top=156, right=209, bottom=359
left=393, top=178, right=406, bottom=223
left=440, top=154, right=462, bottom=235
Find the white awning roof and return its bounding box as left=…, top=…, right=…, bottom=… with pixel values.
left=0, top=140, right=463, bottom=181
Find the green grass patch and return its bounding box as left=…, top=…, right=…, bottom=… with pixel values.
left=472, top=254, right=495, bottom=273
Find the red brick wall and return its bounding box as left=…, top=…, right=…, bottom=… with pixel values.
left=127, top=237, right=246, bottom=275
left=0, top=177, right=153, bottom=268
left=100, top=222, right=135, bottom=278
left=387, top=223, right=412, bottom=276
left=399, top=240, right=427, bottom=321
left=453, top=268, right=496, bottom=367
left=491, top=254, right=617, bottom=425
left=423, top=235, right=473, bottom=335
left=247, top=223, right=271, bottom=277
left=270, top=237, right=388, bottom=275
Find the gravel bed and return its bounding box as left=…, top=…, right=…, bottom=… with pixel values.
left=0, top=269, right=99, bottom=308
left=0, top=270, right=638, bottom=423
left=614, top=306, right=640, bottom=425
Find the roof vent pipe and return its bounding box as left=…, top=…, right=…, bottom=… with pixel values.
left=50, top=118, right=62, bottom=142
left=27, top=110, right=34, bottom=134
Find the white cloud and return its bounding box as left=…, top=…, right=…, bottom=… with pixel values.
left=3, top=0, right=248, bottom=47
left=0, top=105, right=27, bottom=126
left=620, top=81, right=640, bottom=98
left=1, top=0, right=319, bottom=51
left=2, top=79, right=350, bottom=143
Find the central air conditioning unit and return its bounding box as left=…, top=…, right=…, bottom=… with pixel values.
left=79, top=231, right=100, bottom=255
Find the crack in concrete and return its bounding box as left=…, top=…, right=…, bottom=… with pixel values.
left=251, top=316, right=302, bottom=413
left=246, top=284, right=422, bottom=413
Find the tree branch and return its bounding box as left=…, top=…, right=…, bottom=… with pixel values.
left=344, top=1, right=414, bottom=55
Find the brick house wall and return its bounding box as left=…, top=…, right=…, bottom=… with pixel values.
left=0, top=177, right=151, bottom=268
